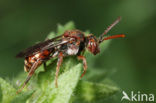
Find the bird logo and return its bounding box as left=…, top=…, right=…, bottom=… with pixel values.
left=121, top=91, right=131, bottom=101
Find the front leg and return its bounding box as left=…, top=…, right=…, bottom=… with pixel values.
left=77, top=55, right=87, bottom=78
left=55, top=52, right=63, bottom=88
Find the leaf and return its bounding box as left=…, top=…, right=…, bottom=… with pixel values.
left=83, top=68, right=107, bottom=82
left=28, top=63, right=82, bottom=103
left=46, top=31, right=56, bottom=39
left=48, top=64, right=82, bottom=103
left=74, top=80, right=119, bottom=102
left=11, top=91, right=34, bottom=103
left=57, top=21, right=75, bottom=35
left=46, top=21, right=75, bottom=39
left=0, top=78, right=16, bottom=103
left=37, top=57, right=79, bottom=89
left=0, top=85, right=2, bottom=103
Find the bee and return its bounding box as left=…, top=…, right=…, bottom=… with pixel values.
left=16, top=17, right=125, bottom=93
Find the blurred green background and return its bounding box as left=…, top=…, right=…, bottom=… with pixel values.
left=0, top=0, right=156, bottom=102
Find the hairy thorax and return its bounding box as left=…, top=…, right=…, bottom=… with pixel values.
left=66, top=44, right=79, bottom=55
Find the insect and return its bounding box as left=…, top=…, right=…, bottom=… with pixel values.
left=16, top=17, right=125, bottom=93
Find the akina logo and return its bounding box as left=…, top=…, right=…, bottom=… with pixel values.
left=121, top=91, right=155, bottom=102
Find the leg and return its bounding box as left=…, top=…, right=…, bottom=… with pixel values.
left=16, top=60, right=41, bottom=93
left=43, top=62, right=47, bottom=70
left=55, top=52, right=63, bottom=88
left=77, top=55, right=87, bottom=78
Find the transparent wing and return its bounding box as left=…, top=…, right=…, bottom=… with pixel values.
left=16, top=35, right=71, bottom=58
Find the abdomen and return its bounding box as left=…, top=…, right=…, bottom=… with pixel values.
left=24, top=50, right=51, bottom=72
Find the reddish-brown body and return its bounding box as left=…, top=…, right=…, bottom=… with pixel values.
left=24, top=50, right=51, bottom=72
left=16, top=17, right=125, bottom=93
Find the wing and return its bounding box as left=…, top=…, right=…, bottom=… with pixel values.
left=16, top=35, right=70, bottom=58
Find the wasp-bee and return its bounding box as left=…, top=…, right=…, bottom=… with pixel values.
left=16, top=17, right=125, bottom=93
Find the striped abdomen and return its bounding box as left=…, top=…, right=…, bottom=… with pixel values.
left=24, top=50, right=51, bottom=72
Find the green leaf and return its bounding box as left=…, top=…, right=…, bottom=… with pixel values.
left=48, top=64, right=82, bottom=103
left=46, top=31, right=56, bottom=39
left=0, top=85, right=2, bottom=103
left=11, top=91, right=34, bottom=103
left=83, top=68, right=107, bottom=82
left=74, top=80, right=119, bottom=102
left=47, top=21, right=75, bottom=39
left=57, top=21, right=75, bottom=35
left=37, top=57, right=79, bottom=89
left=28, top=63, right=82, bottom=103
left=0, top=78, right=16, bottom=103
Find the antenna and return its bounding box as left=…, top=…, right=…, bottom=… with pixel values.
left=103, top=34, right=125, bottom=41
left=99, top=17, right=122, bottom=43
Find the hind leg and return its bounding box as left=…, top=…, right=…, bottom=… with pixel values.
left=55, top=52, right=63, bottom=88
left=17, top=60, right=41, bottom=93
